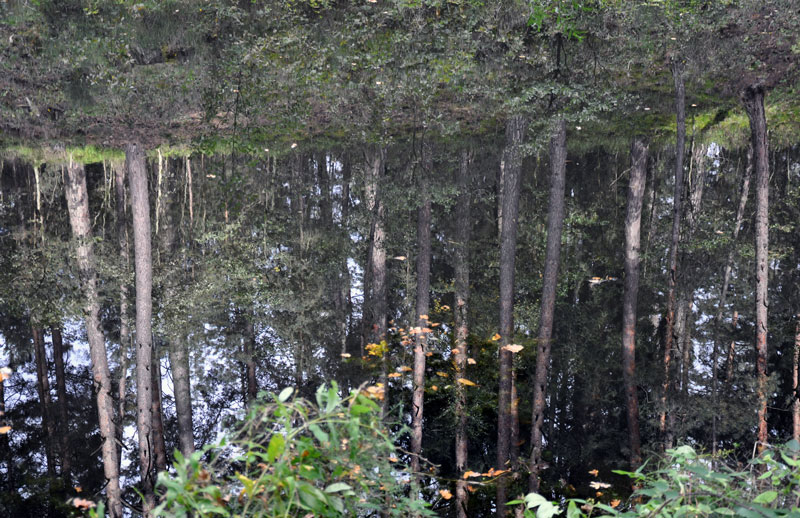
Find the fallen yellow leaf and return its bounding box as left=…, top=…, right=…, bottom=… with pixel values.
left=456, top=378, right=477, bottom=386
left=436, top=371, right=449, bottom=378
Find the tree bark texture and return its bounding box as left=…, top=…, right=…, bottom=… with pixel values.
left=168, top=335, right=195, bottom=455
left=114, top=162, right=131, bottom=473
left=622, top=139, right=647, bottom=469
left=793, top=313, right=800, bottom=444
left=742, top=85, right=769, bottom=449
left=364, top=146, right=388, bottom=416
left=151, top=355, right=168, bottom=473
left=127, top=142, right=156, bottom=512
left=51, top=327, right=71, bottom=481
left=453, top=149, right=472, bottom=518
left=529, top=118, right=567, bottom=492
left=497, top=114, right=526, bottom=515
left=660, top=60, right=686, bottom=449
left=64, top=160, right=123, bottom=518
left=411, top=148, right=432, bottom=480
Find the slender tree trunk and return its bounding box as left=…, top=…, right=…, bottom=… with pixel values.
left=793, top=313, right=800, bottom=444
left=529, top=119, right=567, bottom=492
left=673, top=144, right=709, bottom=437
left=742, top=85, right=769, bottom=450
left=364, top=146, right=388, bottom=415
left=64, top=160, right=123, bottom=518
left=660, top=60, right=686, bottom=449
left=453, top=149, right=473, bottom=518
left=51, top=327, right=71, bottom=482
left=410, top=147, right=432, bottom=486
left=151, top=354, right=168, bottom=473
left=168, top=334, right=195, bottom=455
left=497, top=114, right=526, bottom=515
left=725, top=310, right=740, bottom=385
left=114, top=163, right=131, bottom=473
left=712, top=147, right=752, bottom=455
left=243, top=317, right=258, bottom=404
left=339, top=156, right=352, bottom=356
left=127, top=143, right=156, bottom=512
left=622, top=139, right=647, bottom=469
left=32, top=326, right=56, bottom=480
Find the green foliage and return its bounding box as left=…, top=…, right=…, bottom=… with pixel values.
left=512, top=442, right=800, bottom=518
left=153, top=383, right=434, bottom=518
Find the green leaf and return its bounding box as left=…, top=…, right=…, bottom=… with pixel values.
left=325, top=482, right=352, bottom=493
left=267, top=433, right=285, bottom=463
left=278, top=387, right=294, bottom=402
left=567, top=500, right=583, bottom=518
left=753, top=490, right=777, bottom=504
left=523, top=493, right=549, bottom=509
left=715, top=508, right=736, bottom=515
left=309, top=423, right=329, bottom=444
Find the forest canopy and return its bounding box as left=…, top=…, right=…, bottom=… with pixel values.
left=1, top=0, right=800, bottom=517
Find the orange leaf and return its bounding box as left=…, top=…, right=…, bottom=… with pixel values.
left=431, top=385, right=438, bottom=391
left=387, top=373, right=402, bottom=378
left=467, top=358, right=476, bottom=365
left=463, top=470, right=482, bottom=479
left=501, top=344, right=523, bottom=353
left=610, top=499, right=621, bottom=508
left=588, top=469, right=599, bottom=477
left=439, top=489, right=453, bottom=500
left=0, top=426, right=10, bottom=434
left=491, top=333, right=501, bottom=341
left=435, top=371, right=449, bottom=378
left=397, top=366, right=412, bottom=372
left=452, top=348, right=460, bottom=354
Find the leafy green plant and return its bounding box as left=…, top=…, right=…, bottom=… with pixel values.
left=153, top=383, right=434, bottom=517
left=511, top=441, right=800, bottom=518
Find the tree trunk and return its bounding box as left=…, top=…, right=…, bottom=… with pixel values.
left=453, top=149, right=472, bottom=518
left=622, top=139, right=647, bottom=469
left=114, top=162, right=131, bottom=473
left=497, top=114, right=526, bottom=515
left=673, top=144, right=709, bottom=438
left=364, top=146, right=388, bottom=414
left=742, top=85, right=769, bottom=450
left=793, top=313, right=800, bottom=444
left=243, top=317, right=258, bottom=404
left=151, top=355, right=168, bottom=473
left=168, top=334, right=195, bottom=456
left=51, top=327, right=71, bottom=482
left=338, top=156, right=352, bottom=356
left=32, top=326, right=56, bottom=480
left=712, top=147, right=752, bottom=455
left=660, top=60, right=686, bottom=449
left=64, top=160, right=123, bottom=518
left=529, top=119, right=567, bottom=492
left=410, top=146, right=432, bottom=485
left=127, top=142, right=156, bottom=512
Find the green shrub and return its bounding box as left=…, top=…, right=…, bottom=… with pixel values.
left=512, top=441, right=800, bottom=518
left=153, top=383, right=433, bottom=517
